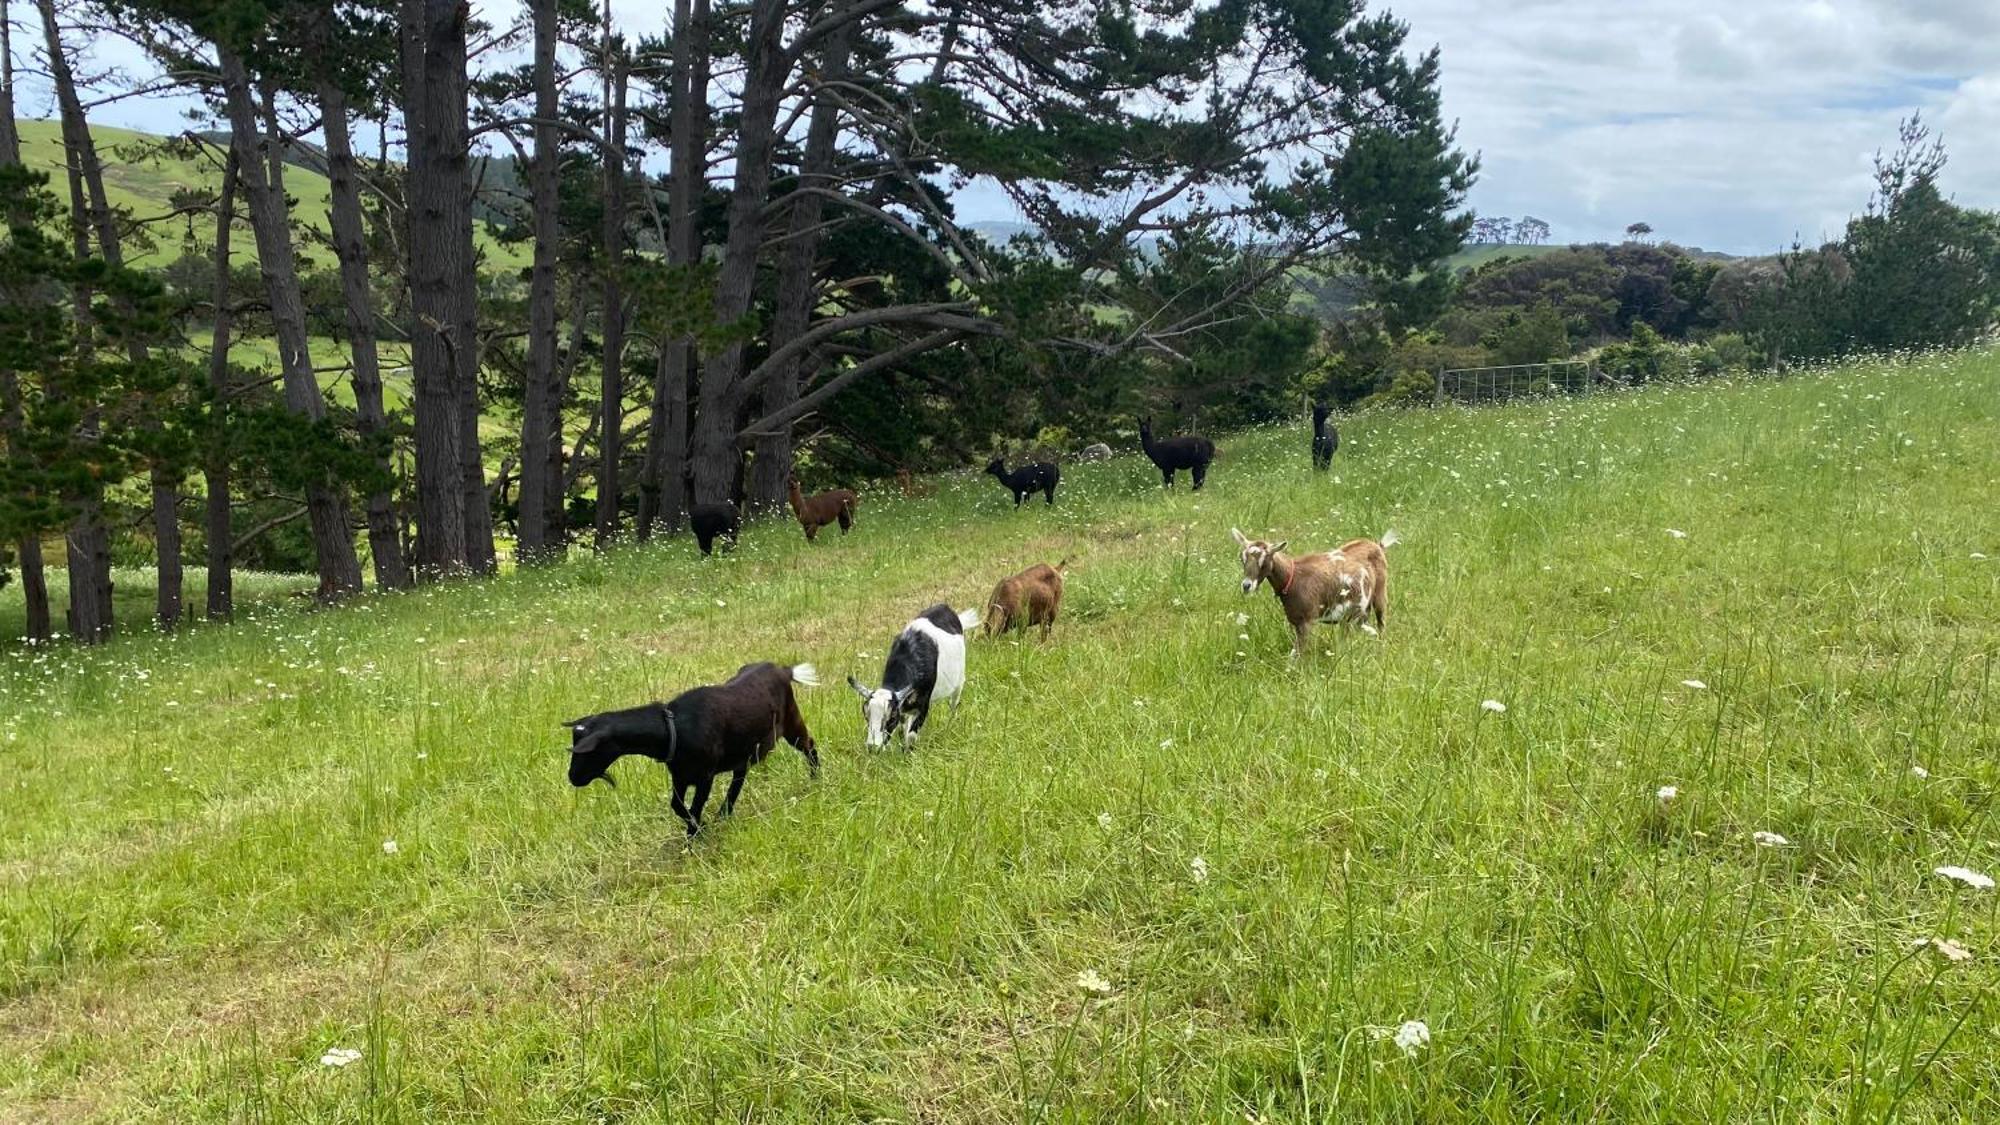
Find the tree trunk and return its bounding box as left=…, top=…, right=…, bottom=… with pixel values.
left=593, top=50, right=630, bottom=548
left=41, top=0, right=184, bottom=628
left=637, top=0, right=708, bottom=539
left=750, top=22, right=855, bottom=514
left=316, top=60, right=412, bottom=591
left=400, top=0, right=480, bottom=577
left=36, top=0, right=113, bottom=642
left=205, top=148, right=239, bottom=621
left=0, top=2, right=50, bottom=643
left=690, top=0, right=789, bottom=504
left=217, top=46, right=363, bottom=601
left=515, top=0, right=564, bottom=562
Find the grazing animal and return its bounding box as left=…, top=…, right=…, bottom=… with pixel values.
left=1139, top=416, right=1215, bottom=490
left=1311, top=404, right=1338, bottom=470
left=1232, top=527, right=1398, bottom=659
left=564, top=662, right=821, bottom=837
left=986, top=560, right=1068, bottom=639
left=848, top=604, right=980, bottom=749
left=985, top=457, right=1060, bottom=507
left=1077, top=442, right=1113, bottom=462
left=688, top=502, right=740, bottom=556
left=787, top=472, right=858, bottom=542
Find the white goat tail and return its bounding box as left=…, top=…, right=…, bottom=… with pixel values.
left=790, top=663, right=821, bottom=687
left=958, top=608, right=982, bottom=632
left=1379, top=529, right=1401, bottom=549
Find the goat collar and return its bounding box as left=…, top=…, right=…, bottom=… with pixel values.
left=656, top=704, right=678, bottom=763
left=1276, top=556, right=1296, bottom=596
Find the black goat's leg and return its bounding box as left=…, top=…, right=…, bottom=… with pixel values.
left=685, top=777, right=714, bottom=835
left=671, top=785, right=699, bottom=836
left=722, top=768, right=748, bottom=816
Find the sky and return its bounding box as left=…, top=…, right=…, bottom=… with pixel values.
left=13, top=0, right=1999, bottom=256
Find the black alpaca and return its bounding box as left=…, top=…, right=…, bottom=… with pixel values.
left=688, top=502, right=740, bottom=556
left=1311, top=404, right=1338, bottom=470
left=985, top=458, right=1060, bottom=507
left=1139, top=416, right=1215, bottom=490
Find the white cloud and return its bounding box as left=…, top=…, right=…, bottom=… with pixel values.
left=1395, top=0, right=2000, bottom=252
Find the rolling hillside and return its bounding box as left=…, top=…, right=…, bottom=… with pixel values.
left=3, top=352, right=1996, bottom=1119
left=12, top=119, right=529, bottom=271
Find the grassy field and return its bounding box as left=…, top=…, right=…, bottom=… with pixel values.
left=13, top=119, right=529, bottom=272
left=3, top=352, right=1998, bottom=1120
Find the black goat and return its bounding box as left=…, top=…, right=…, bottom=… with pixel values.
left=688, top=502, right=740, bottom=556
left=565, top=662, right=820, bottom=837
left=1139, top=416, right=1215, bottom=490
left=1311, top=404, right=1338, bottom=470
left=985, top=457, right=1060, bottom=507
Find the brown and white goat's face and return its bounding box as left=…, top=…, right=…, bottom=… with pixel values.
left=1230, top=528, right=1286, bottom=594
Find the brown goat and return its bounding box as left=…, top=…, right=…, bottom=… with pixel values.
left=985, top=559, right=1068, bottom=639
left=787, top=472, right=858, bottom=542
left=1232, top=527, right=1397, bottom=659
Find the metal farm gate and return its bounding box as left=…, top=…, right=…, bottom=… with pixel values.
left=1434, top=360, right=1601, bottom=406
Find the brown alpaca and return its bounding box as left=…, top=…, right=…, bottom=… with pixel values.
left=1231, top=527, right=1398, bottom=659
left=985, top=559, right=1068, bottom=639
left=787, top=473, right=858, bottom=542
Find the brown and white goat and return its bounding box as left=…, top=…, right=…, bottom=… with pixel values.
left=1232, top=527, right=1397, bottom=658
left=787, top=472, right=858, bottom=542
left=985, top=559, right=1068, bottom=639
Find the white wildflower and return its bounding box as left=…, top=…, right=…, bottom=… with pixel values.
left=1190, top=856, right=1210, bottom=884
left=1910, top=765, right=1929, bottom=779
left=319, top=1047, right=363, bottom=1068
left=1752, top=831, right=1791, bottom=848
left=1392, top=1019, right=1431, bottom=1057
left=1973, top=552, right=1989, bottom=561
left=1912, top=936, right=1974, bottom=963
left=1656, top=785, right=1678, bottom=803
left=1481, top=699, right=1507, bottom=714
left=1097, top=812, right=1113, bottom=831
left=1680, top=679, right=1708, bottom=690
left=1666, top=528, right=1688, bottom=539
left=1076, top=969, right=1113, bottom=996
left=381, top=840, right=399, bottom=855
left=1232, top=612, right=1250, bottom=626
left=1934, top=865, right=1995, bottom=890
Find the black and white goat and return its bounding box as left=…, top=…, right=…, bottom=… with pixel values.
left=565, top=662, right=820, bottom=837
left=985, top=457, right=1060, bottom=507
left=1311, top=404, right=1338, bottom=470
left=848, top=604, right=979, bottom=749
left=1140, top=416, right=1215, bottom=490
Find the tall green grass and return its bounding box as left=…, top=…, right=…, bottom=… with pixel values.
left=3, top=352, right=1997, bottom=1120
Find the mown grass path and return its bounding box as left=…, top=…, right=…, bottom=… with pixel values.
left=3, top=353, right=1997, bottom=1120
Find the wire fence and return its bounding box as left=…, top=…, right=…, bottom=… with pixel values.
left=1434, top=360, right=1601, bottom=406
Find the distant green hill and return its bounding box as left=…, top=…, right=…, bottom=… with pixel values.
left=12, top=119, right=528, bottom=271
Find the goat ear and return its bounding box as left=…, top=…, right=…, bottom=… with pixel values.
left=895, top=685, right=918, bottom=707
left=1271, top=541, right=1288, bottom=555
left=569, top=730, right=608, bottom=756
left=1230, top=527, right=1248, bottom=547
left=846, top=675, right=872, bottom=701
